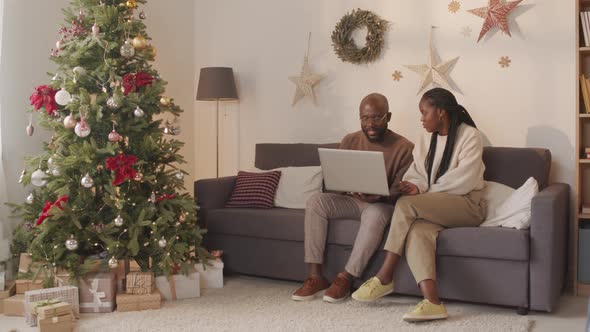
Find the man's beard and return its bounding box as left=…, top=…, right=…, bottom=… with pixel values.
left=362, top=127, right=387, bottom=143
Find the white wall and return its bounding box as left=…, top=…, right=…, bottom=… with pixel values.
left=193, top=0, right=576, bottom=192
left=0, top=0, right=196, bottom=250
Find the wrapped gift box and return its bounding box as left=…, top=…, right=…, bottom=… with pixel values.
left=155, top=272, right=200, bottom=301
left=0, top=281, right=16, bottom=313
left=0, top=271, right=4, bottom=291
left=195, top=259, right=224, bottom=289
left=39, top=312, right=73, bottom=332
left=18, top=253, right=34, bottom=274
left=4, top=294, right=25, bottom=316
left=24, top=286, right=79, bottom=326
left=129, top=258, right=152, bottom=272
left=16, top=279, right=44, bottom=294
left=126, top=272, right=155, bottom=295
left=54, top=268, right=74, bottom=287
left=31, top=300, right=72, bottom=320
left=79, top=272, right=115, bottom=313
left=116, top=289, right=161, bottom=312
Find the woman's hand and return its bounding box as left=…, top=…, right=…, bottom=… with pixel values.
left=399, top=181, right=419, bottom=195
left=352, top=193, right=381, bottom=203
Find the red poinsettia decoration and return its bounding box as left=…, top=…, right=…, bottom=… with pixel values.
left=155, top=193, right=176, bottom=204
left=122, top=72, right=154, bottom=96
left=105, top=154, right=138, bottom=185
left=29, top=85, right=58, bottom=115
left=36, top=195, right=69, bottom=226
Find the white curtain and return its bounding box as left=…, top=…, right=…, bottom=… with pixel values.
left=0, top=0, right=9, bottom=262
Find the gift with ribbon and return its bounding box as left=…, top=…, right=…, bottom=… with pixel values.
left=79, top=272, right=115, bottom=313
left=195, top=258, right=224, bottom=289
left=30, top=299, right=72, bottom=320
left=38, top=311, right=74, bottom=332
left=0, top=281, right=16, bottom=314
left=24, top=286, right=79, bottom=326
left=116, top=288, right=161, bottom=312
left=126, top=271, right=155, bottom=295
left=4, top=294, right=25, bottom=316
left=155, top=271, right=200, bottom=301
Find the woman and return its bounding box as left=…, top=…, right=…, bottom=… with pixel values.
left=351, top=87, right=486, bottom=322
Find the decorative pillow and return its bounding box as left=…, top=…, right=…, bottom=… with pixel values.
left=254, top=166, right=323, bottom=209
left=480, top=177, right=539, bottom=230
left=225, top=171, right=282, bottom=209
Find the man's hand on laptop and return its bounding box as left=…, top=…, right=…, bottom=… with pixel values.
left=399, top=181, right=419, bottom=196
left=352, top=193, right=381, bottom=203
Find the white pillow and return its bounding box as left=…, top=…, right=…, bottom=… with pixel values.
left=480, top=177, right=539, bottom=230
left=252, top=166, right=323, bottom=209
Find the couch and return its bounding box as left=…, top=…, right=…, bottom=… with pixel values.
left=195, top=143, right=569, bottom=314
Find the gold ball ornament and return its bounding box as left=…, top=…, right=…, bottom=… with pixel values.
left=132, top=35, right=148, bottom=50
left=149, top=45, right=157, bottom=57
left=126, top=0, right=137, bottom=9
left=159, top=97, right=170, bottom=106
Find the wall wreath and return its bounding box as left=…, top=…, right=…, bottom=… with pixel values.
left=331, top=9, right=388, bottom=65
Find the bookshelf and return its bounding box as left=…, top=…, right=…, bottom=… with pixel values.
left=577, top=0, right=590, bottom=296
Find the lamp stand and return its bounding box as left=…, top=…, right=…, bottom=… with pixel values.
left=215, top=99, right=220, bottom=178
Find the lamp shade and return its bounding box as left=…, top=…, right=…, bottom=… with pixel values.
left=196, top=67, right=238, bottom=101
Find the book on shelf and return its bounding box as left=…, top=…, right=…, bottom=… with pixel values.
left=582, top=206, right=590, bottom=214
left=581, top=75, right=590, bottom=113
left=583, top=11, right=590, bottom=47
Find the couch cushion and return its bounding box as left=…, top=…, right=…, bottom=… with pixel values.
left=483, top=147, right=551, bottom=190
left=206, top=208, right=530, bottom=261
left=255, top=143, right=339, bottom=170
left=437, top=227, right=529, bottom=261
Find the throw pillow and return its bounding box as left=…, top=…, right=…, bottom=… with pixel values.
left=480, top=177, right=539, bottom=230
left=225, top=171, right=282, bottom=209
left=268, top=166, right=323, bottom=209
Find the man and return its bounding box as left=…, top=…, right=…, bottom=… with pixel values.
left=291, top=93, right=414, bottom=303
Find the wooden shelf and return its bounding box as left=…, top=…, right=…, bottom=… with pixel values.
left=581, top=47, right=590, bottom=53
left=578, top=282, right=590, bottom=296
left=580, top=213, right=590, bottom=219
left=580, top=114, right=590, bottom=117
left=580, top=159, right=590, bottom=163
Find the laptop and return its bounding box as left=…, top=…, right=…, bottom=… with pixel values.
left=318, top=148, right=390, bottom=196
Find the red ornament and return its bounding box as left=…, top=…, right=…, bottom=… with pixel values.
left=155, top=193, right=176, bottom=204
left=122, top=72, right=154, bottom=95
left=29, top=85, right=58, bottom=116
left=36, top=195, right=69, bottom=225
left=105, top=154, right=138, bottom=185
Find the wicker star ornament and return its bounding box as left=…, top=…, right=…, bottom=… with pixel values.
left=289, top=33, right=324, bottom=106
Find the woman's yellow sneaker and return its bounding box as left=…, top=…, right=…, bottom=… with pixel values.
left=351, top=277, right=394, bottom=302
left=403, top=299, right=448, bottom=322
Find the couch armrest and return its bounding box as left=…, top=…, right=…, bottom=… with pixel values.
left=194, top=176, right=237, bottom=210
left=529, top=183, right=569, bottom=312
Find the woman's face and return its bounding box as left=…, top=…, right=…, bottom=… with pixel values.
left=419, top=99, right=445, bottom=133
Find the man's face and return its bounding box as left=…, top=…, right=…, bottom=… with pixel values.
left=360, top=102, right=390, bottom=142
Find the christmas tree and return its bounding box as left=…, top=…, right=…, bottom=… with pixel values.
left=9, top=0, right=207, bottom=281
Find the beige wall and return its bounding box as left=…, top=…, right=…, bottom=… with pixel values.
left=0, top=0, right=196, bottom=250
left=193, top=0, right=576, bottom=191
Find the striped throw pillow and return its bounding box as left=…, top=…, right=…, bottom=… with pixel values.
left=225, top=170, right=282, bottom=208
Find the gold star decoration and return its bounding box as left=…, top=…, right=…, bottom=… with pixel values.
left=468, top=0, right=524, bottom=42
left=461, top=26, right=472, bottom=38
left=404, top=27, right=461, bottom=94
left=392, top=70, right=403, bottom=82
left=448, top=1, right=461, bottom=13
left=289, top=33, right=324, bottom=106
left=289, top=56, right=324, bottom=106
left=499, top=56, right=511, bottom=68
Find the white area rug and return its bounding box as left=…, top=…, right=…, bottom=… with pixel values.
left=1, top=276, right=533, bottom=332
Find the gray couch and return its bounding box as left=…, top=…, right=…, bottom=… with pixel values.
left=195, top=143, right=569, bottom=314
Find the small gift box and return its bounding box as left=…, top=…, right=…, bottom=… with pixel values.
left=39, top=312, right=73, bottom=332
left=79, top=272, right=115, bottom=313
left=0, top=281, right=16, bottom=313
left=30, top=300, right=72, bottom=320
left=0, top=271, right=5, bottom=291
left=16, top=279, right=44, bottom=294
left=195, top=258, right=224, bottom=289
left=18, top=253, right=34, bottom=274
left=54, top=269, right=74, bottom=287
left=129, top=258, right=152, bottom=272
left=116, top=289, right=161, bottom=312
left=4, top=294, right=25, bottom=316
left=155, top=271, right=200, bottom=301
left=24, top=286, right=79, bottom=326
left=126, top=272, right=155, bottom=295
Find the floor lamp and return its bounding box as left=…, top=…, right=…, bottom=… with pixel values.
left=196, top=67, right=238, bottom=178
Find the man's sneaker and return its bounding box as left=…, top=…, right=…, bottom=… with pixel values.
left=291, top=275, right=329, bottom=301
left=403, top=299, right=448, bottom=322
left=351, top=277, right=394, bottom=302
left=323, top=272, right=352, bottom=303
